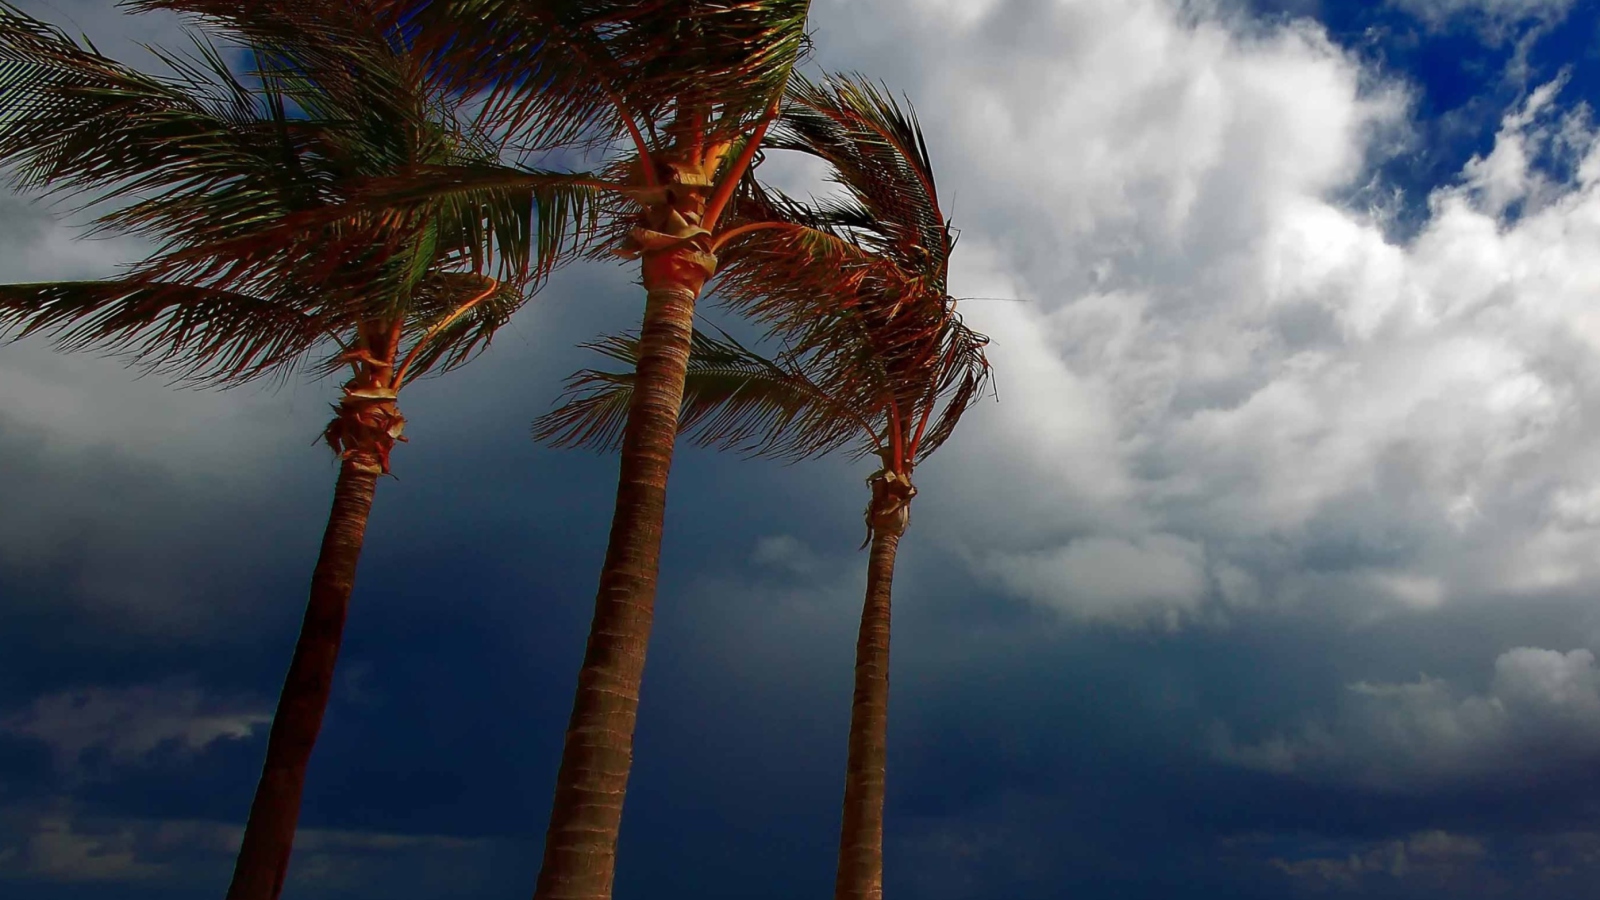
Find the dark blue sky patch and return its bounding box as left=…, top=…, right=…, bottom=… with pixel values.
left=1240, top=0, right=1600, bottom=239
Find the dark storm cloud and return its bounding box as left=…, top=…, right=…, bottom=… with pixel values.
left=6, top=1, right=1600, bottom=898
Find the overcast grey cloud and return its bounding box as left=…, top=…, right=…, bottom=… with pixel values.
left=2, top=683, right=269, bottom=773
left=1213, top=646, right=1600, bottom=789
left=0, top=803, right=511, bottom=892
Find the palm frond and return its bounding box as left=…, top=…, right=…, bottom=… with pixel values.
left=910, top=317, right=992, bottom=461
left=0, top=2, right=581, bottom=389
left=325, top=163, right=605, bottom=283
left=712, top=70, right=991, bottom=467
left=0, top=4, right=306, bottom=205
left=395, top=272, right=530, bottom=382
left=0, top=279, right=324, bottom=385
left=536, top=325, right=872, bottom=462
left=773, top=73, right=950, bottom=280
left=375, top=0, right=811, bottom=150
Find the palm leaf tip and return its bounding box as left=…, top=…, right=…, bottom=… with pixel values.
left=0, top=279, right=322, bottom=386
left=535, top=325, right=864, bottom=461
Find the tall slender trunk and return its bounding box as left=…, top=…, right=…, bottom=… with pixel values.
left=226, top=459, right=381, bottom=900
left=533, top=249, right=713, bottom=900
left=834, top=525, right=902, bottom=900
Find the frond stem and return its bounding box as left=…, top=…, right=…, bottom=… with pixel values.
left=560, top=40, right=656, bottom=189
left=702, top=101, right=780, bottom=234
left=907, top=390, right=937, bottom=462
left=392, top=279, right=499, bottom=386
left=707, top=220, right=800, bottom=253
left=798, top=90, right=944, bottom=242
left=887, top=400, right=905, bottom=472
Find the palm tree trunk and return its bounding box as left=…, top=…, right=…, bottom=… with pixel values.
left=834, top=525, right=902, bottom=900
left=226, top=460, right=380, bottom=900
left=533, top=249, right=712, bottom=900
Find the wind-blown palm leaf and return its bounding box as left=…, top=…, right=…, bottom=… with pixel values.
left=536, top=326, right=867, bottom=462
left=0, top=279, right=324, bottom=385
left=0, top=5, right=618, bottom=897
left=375, top=0, right=811, bottom=151
left=390, top=272, right=525, bottom=383
left=294, top=162, right=604, bottom=284
left=539, top=311, right=989, bottom=464
left=0, top=1, right=590, bottom=379
left=908, top=317, right=991, bottom=462
left=772, top=73, right=950, bottom=278
left=713, top=73, right=989, bottom=466
left=0, top=3, right=324, bottom=234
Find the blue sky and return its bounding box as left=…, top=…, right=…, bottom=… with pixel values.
left=5, top=1, right=1600, bottom=898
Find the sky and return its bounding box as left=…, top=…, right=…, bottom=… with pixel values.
left=4, top=0, right=1600, bottom=897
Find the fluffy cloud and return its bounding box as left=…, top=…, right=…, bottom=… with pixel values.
left=803, top=1, right=1600, bottom=630
left=22, top=0, right=1597, bottom=640
left=0, top=804, right=498, bottom=891
left=1392, top=0, right=1574, bottom=32
left=980, top=534, right=1207, bottom=627
left=0, top=813, right=165, bottom=883
left=1213, top=647, right=1600, bottom=789
left=1, top=684, right=269, bottom=772
left=1268, top=829, right=1488, bottom=889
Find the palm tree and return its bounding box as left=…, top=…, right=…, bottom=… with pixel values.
left=0, top=5, right=591, bottom=898
left=537, top=75, right=992, bottom=900
left=358, top=4, right=814, bottom=895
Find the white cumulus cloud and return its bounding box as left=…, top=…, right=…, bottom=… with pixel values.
left=1213, top=647, right=1600, bottom=789
left=2, top=684, right=269, bottom=772
left=799, top=0, right=1600, bottom=630
left=981, top=534, right=1207, bottom=626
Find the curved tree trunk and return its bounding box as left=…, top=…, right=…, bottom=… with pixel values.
left=226, top=460, right=380, bottom=900
left=834, top=524, right=902, bottom=900
left=533, top=249, right=712, bottom=900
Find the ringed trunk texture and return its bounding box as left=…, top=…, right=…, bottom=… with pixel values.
left=533, top=249, right=712, bottom=900
left=834, top=524, right=903, bottom=900
left=225, top=459, right=381, bottom=900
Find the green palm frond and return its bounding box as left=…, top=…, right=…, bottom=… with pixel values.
left=716, top=74, right=952, bottom=358
left=711, top=71, right=991, bottom=467
left=393, top=272, right=527, bottom=383
left=0, top=1, right=582, bottom=387
left=0, top=3, right=313, bottom=215
left=376, top=1, right=811, bottom=150
left=908, top=317, right=991, bottom=462
left=774, top=73, right=950, bottom=280
left=536, top=326, right=871, bottom=462
left=0, top=279, right=325, bottom=386
left=319, top=163, right=605, bottom=283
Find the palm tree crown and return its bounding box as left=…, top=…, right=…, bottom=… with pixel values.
left=536, top=72, right=991, bottom=900
left=0, top=0, right=590, bottom=402
left=544, top=73, right=993, bottom=505
left=0, top=5, right=593, bottom=897
left=347, top=7, right=818, bottom=898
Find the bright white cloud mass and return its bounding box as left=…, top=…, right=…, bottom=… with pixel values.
left=804, top=0, right=1600, bottom=633
left=5, top=0, right=1600, bottom=897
